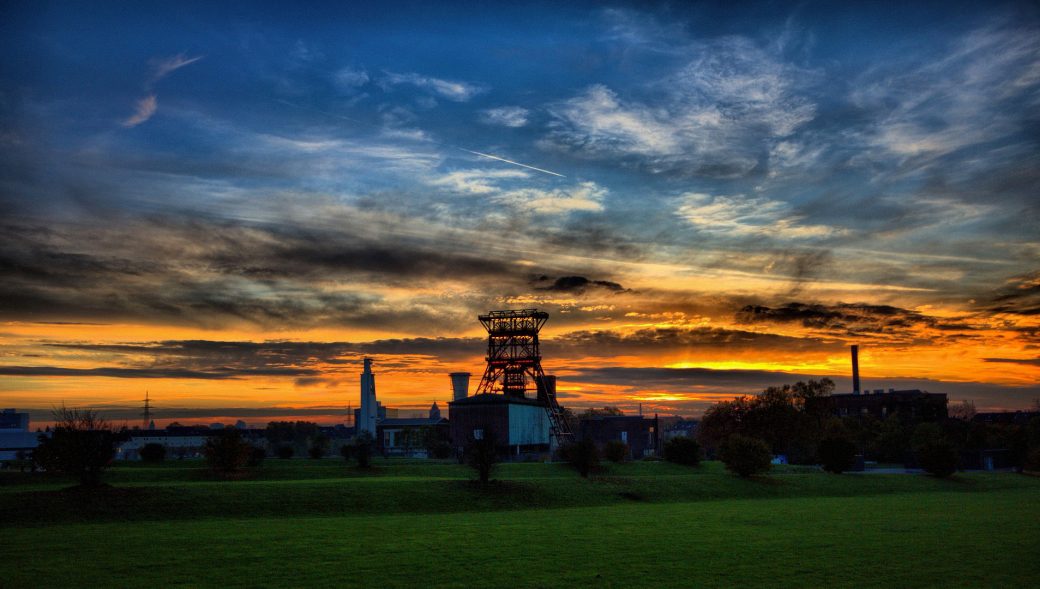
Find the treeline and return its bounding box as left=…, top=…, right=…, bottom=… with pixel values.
left=696, top=379, right=1040, bottom=475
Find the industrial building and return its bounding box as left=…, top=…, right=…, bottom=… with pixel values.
left=377, top=403, right=449, bottom=457
left=0, top=409, right=38, bottom=463
left=578, top=415, right=659, bottom=459
left=806, top=345, right=948, bottom=421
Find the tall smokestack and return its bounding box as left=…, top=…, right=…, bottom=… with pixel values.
left=450, top=372, right=471, bottom=401
left=851, top=345, right=860, bottom=395
left=358, top=358, right=378, bottom=436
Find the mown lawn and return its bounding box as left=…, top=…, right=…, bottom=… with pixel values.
left=3, top=460, right=1038, bottom=587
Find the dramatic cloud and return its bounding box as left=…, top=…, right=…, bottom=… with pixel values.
left=736, top=302, right=976, bottom=337
left=534, top=275, right=625, bottom=293
left=982, top=271, right=1040, bottom=316
left=0, top=365, right=316, bottom=379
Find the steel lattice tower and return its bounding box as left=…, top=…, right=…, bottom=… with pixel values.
left=475, top=309, right=572, bottom=444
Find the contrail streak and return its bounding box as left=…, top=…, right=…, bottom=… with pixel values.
left=275, top=99, right=565, bottom=178
left=456, top=148, right=565, bottom=177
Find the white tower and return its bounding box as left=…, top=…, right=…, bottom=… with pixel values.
left=358, top=358, right=378, bottom=437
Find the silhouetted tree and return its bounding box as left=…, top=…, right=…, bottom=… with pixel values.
left=697, top=379, right=833, bottom=463
left=276, top=445, right=294, bottom=459
left=719, top=435, right=772, bottom=478
left=916, top=439, right=958, bottom=477
left=563, top=439, right=600, bottom=478
left=912, top=423, right=957, bottom=477
left=354, top=431, right=374, bottom=469
left=464, top=428, right=497, bottom=484
left=422, top=426, right=452, bottom=459
left=308, top=434, right=330, bottom=459
left=204, top=429, right=253, bottom=474
left=265, top=421, right=320, bottom=455
left=339, top=443, right=355, bottom=462
left=247, top=446, right=266, bottom=467
left=818, top=437, right=857, bottom=473
left=580, top=406, right=625, bottom=419
left=604, top=440, right=629, bottom=463
left=33, top=406, right=115, bottom=488
left=949, top=400, right=977, bottom=421
left=1025, top=448, right=1040, bottom=473
left=139, top=442, right=166, bottom=463
left=663, top=436, right=702, bottom=466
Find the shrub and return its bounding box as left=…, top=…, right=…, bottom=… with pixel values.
left=719, top=434, right=772, bottom=477
left=818, top=437, right=857, bottom=474
left=354, top=431, right=374, bottom=469
left=247, top=446, right=266, bottom=467
left=275, top=445, right=294, bottom=459
left=604, top=440, right=629, bottom=463
left=427, top=439, right=453, bottom=459
left=464, top=429, right=497, bottom=484
left=339, top=443, right=355, bottom=462
left=564, top=439, right=600, bottom=478
left=308, top=434, right=330, bottom=459
left=916, top=439, right=958, bottom=478
left=139, top=442, right=166, bottom=463
left=203, top=429, right=253, bottom=474
left=32, top=407, right=115, bottom=487
left=663, top=437, right=702, bottom=466
left=1025, top=448, right=1040, bottom=473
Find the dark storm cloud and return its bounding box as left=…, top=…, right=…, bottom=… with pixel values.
left=981, top=271, right=1040, bottom=316
left=41, top=336, right=486, bottom=378
left=735, top=302, right=975, bottom=336
left=545, top=326, right=837, bottom=357
left=0, top=365, right=316, bottom=379
left=983, top=357, right=1040, bottom=367
left=0, top=213, right=523, bottom=329
left=534, top=275, right=626, bottom=293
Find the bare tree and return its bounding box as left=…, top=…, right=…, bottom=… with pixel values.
left=950, top=400, right=977, bottom=421
left=33, top=405, right=116, bottom=487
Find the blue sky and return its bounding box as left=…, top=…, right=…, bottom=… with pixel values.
left=2, top=1, right=1038, bottom=420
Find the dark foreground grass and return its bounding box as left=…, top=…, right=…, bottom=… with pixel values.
left=6, top=489, right=1039, bottom=588
left=3, top=459, right=1037, bottom=525
left=3, top=460, right=1039, bottom=587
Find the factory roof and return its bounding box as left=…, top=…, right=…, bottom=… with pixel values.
left=449, top=393, right=545, bottom=407
left=379, top=417, right=447, bottom=427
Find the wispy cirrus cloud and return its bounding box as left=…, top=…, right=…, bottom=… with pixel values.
left=429, top=168, right=606, bottom=214
left=149, top=53, right=203, bottom=84
left=122, top=94, right=158, bottom=128
left=676, top=192, right=838, bottom=239
left=852, top=23, right=1040, bottom=163
left=544, top=35, right=816, bottom=178
left=122, top=53, right=203, bottom=128
left=381, top=71, right=485, bottom=102
left=480, top=106, right=530, bottom=127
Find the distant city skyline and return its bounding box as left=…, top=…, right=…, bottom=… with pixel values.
left=2, top=1, right=1039, bottom=424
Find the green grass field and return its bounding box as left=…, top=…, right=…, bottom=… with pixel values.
left=3, top=460, right=1039, bottom=588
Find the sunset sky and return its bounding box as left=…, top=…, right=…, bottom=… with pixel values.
left=2, top=1, right=1038, bottom=427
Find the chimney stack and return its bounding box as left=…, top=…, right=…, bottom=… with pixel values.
left=851, top=345, right=861, bottom=395
left=450, top=372, right=471, bottom=401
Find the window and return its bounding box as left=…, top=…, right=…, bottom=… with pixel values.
left=620, top=431, right=628, bottom=443
left=473, top=428, right=484, bottom=440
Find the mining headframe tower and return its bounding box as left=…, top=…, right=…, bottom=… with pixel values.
left=474, top=309, right=572, bottom=446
